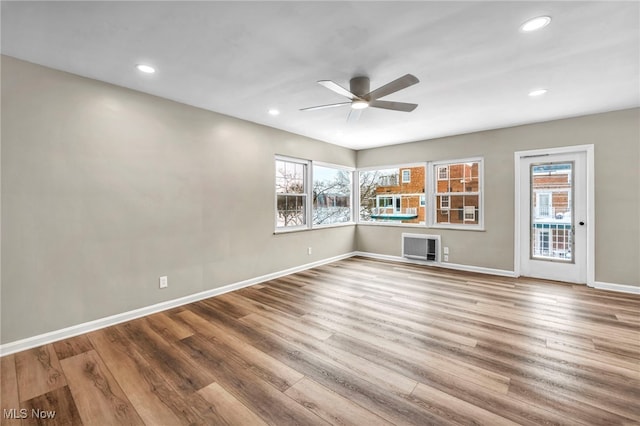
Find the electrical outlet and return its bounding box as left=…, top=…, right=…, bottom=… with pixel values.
left=443, top=247, right=449, bottom=255
left=159, top=276, right=168, bottom=289
left=307, top=247, right=312, bottom=255
left=443, top=255, right=449, bottom=262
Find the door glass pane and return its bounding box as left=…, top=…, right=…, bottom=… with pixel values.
left=530, top=162, right=574, bottom=262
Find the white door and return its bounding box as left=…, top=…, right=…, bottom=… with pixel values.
left=519, top=151, right=588, bottom=283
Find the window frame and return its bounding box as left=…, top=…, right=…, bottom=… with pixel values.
left=275, top=156, right=355, bottom=233
left=356, top=162, right=427, bottom=227
left=430, top=157, right=484, bottom=230
left=437, top=165, right=449, bottom=180
left=311, top=161, right=355, bottom=229
left=535, top=192, right=553, bottom=218
left=401, top=169, right=411, bottom=183
left=440, top=195, right=450, bottom=209
left=275, top=155, right=311, bottom=232
left=464, top=205, right=476, bottom=222
left=275, top=156, right=484, bottom=233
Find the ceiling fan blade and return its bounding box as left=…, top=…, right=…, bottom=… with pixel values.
left=318, top=80, right=357, bottom=100
left=366, top=74, right=419, bottom=100
left=369, top=100, right=418, bottom=112
left=347, top=108, right=362, bottom=123
left=300, top=102, right=351, bottom=111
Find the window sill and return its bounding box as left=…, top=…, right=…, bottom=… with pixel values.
left=274, top=222, right=485, bottom=234
left=429, top=224, right=485, bottom=232
left=274, top=222, right=356, bottom=234
left=274, top=227, right=309, bottom=235
left=357, top=221, right=427, bottom=228
left=356, top=221, right=485, bottom=231
left=312, top=222, right=357, bottom=230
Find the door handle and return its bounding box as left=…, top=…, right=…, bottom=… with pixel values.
left=579, top=221, right=585, bottom=226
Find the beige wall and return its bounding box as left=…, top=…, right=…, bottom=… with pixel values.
left=2, top=55, right=638, bottom=345
left=1, top=56, right=356, bottom=343
left=357, top=108, right=640, bottom=287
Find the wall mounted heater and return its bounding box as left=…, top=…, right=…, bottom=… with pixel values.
left=402, top=233, right=440, bottom=262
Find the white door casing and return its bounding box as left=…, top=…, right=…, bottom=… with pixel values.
left=515, top=146, right=594, bottom=284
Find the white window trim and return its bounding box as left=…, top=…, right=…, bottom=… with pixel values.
left=356, top=163, right=427, bottom=227
left=275, top=157, right=356, bottom=233
left=535, top=192, right=553, bottom=218
left=357, top=162, right=427, bottom=173
left=437, top=165, right=449, bottom=180
left=440, top=195, right=450, bottom=209
left=401, top=169, right=411, bottom=183
left=275, top=155, right=311, bottom=233
left=274, top=157, right=485, bottom=233
left=312, top=162, right=356, bottom=227
left=464, top=205, right=476, bottom=222
left=375, top=194, right=406, bottom=213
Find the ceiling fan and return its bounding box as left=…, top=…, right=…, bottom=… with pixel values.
left=300, top=74, right=419, bottom=122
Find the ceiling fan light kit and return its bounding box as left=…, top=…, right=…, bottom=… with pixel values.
left=351, top=100, right=369, bottom=110
left=301, top=74, right=419, bottom=121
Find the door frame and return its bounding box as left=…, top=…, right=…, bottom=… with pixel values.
left=514, top=144, right=595, bottom=285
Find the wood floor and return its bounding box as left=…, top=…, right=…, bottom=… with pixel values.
left=2, top=256, right=639, bottom=425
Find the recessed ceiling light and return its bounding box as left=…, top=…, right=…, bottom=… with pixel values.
left=521, top=16, right=551, bottom=32
left=268, top=108, right=280, bottom=116
left=136, top=64, right=156, bottom=74
left=528, top=88, right=548, bottom=97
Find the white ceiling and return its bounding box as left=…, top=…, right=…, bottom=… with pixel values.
left=2, top=1, right=639, bottom=150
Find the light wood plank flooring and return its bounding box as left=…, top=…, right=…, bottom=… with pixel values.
left=2, top=257, right=639, bottom=425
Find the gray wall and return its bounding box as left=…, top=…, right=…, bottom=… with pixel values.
left=357, top=108, right=640, bottom=287
left=2, top=56, right=638, bottom=345
left=1, top=56, right=356, bottom=343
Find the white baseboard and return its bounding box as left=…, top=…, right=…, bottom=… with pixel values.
left=356, top=252, right=640, bottom=294
left=590, top=281, right=640, bottom=294
left=0, top=252, right=355, bottom=357
left=3, top=251, right=637, bottom=356
left=354, top=251, right=517, bottom=277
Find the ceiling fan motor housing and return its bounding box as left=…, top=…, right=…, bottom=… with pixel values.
left=350, top=76, right=370, bottom=99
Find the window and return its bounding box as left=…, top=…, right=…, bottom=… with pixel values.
left=359, top=165, right=426, bottom=224
left=530, top=162, right=573, bottom=260
left=440, top=195, right=450, bottom=209
left=275, top=157, right=308, bottom=229
left=437, top=166, right=448, bottom=180
left=275, top=157, right=482, bottom=231
left=276, top=157, right=353, bottom=231
left=313, top=164, right=352, bottom=225
left=434, top=159, right=483, bottom=228
left=464, top=205, right=476, bottom=222
left=536, top=193, right=552, bottom=218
